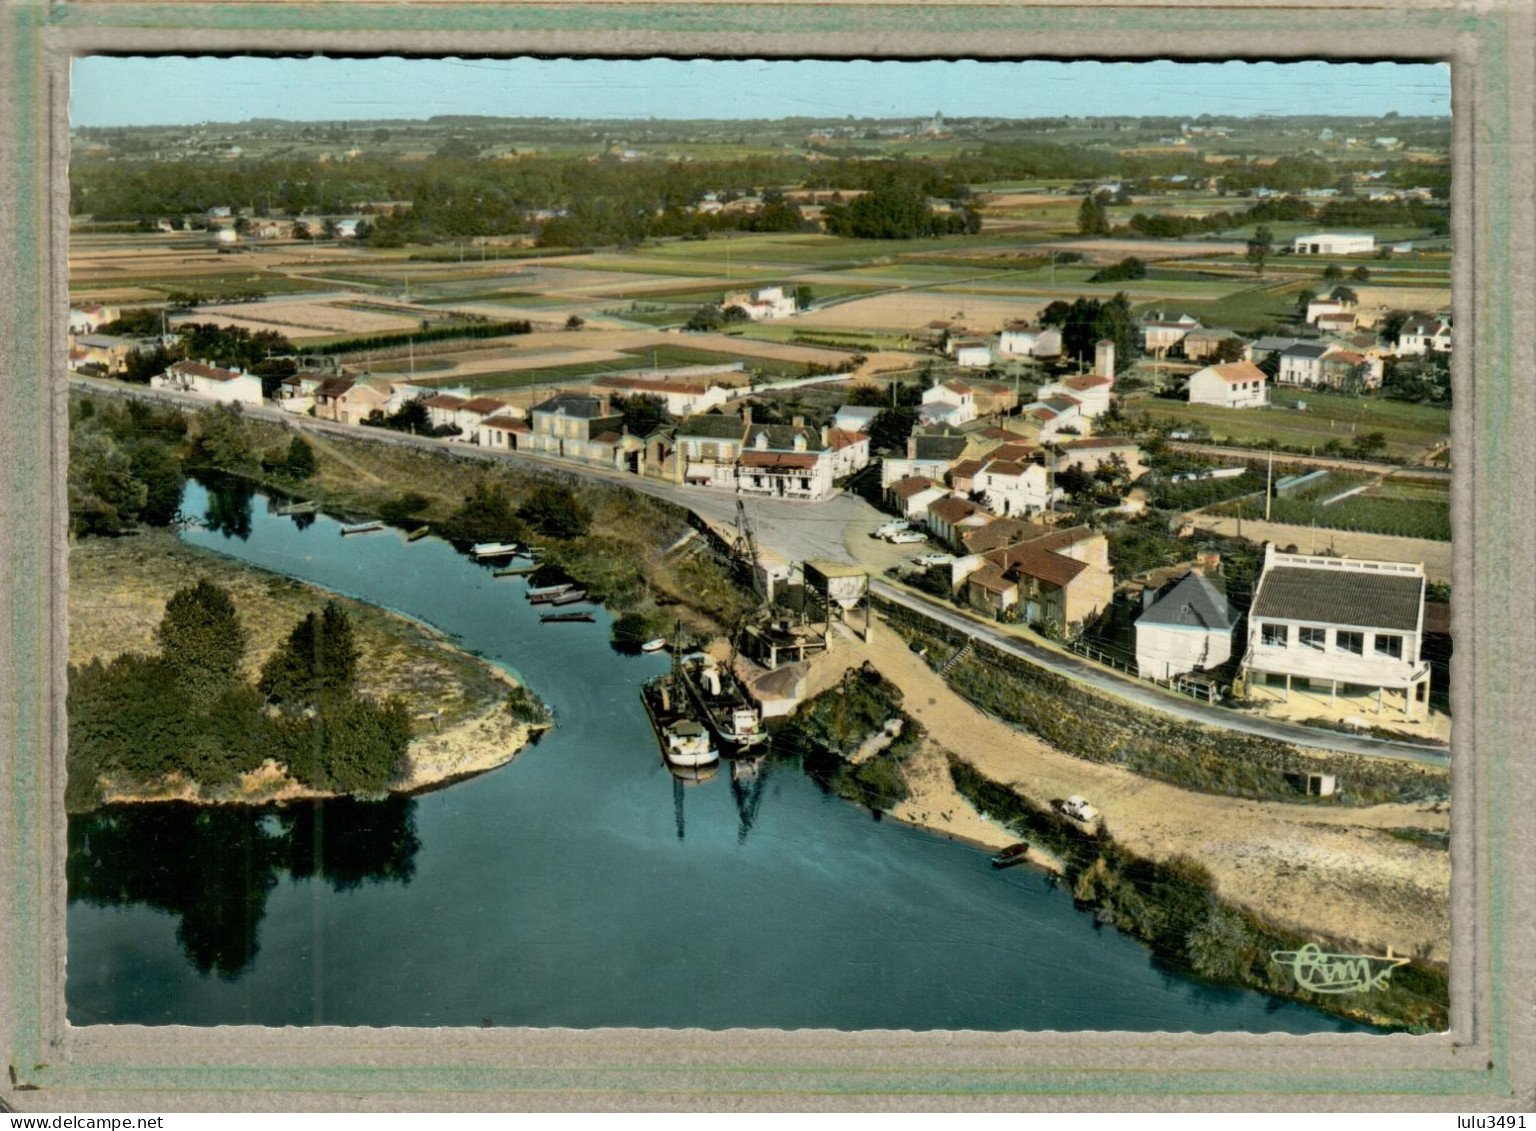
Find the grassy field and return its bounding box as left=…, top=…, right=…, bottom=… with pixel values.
left=1140, top=280, right=1311, bottom=332
left=1218, top=492, right=1451, bottom=541
left=1132, top=387, right=1451, bottom=460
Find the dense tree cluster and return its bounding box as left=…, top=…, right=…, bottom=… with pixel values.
left=68, top=398, right=188, bottom=536
left=68, top=583, right=412, bottom=811
left=1038, top=293, right=1140, bottom=372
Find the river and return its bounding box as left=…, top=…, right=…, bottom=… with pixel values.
left=65, top=480, right=1365, bottom=1032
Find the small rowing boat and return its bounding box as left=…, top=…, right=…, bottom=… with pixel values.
left=276, top=500, right=319, bottom=516
left=494, top=562, right=540, bottom=577
left=472, top=541, right=520, bottom=558
left=990, top=843, right=1031, bottom=869
left=527, top=584, right=574, bottom=604
left=406, top=526, right=431, bottom=542
left=548, top=590, right=589, bottom=606
left=339, top=522, right=383, bottom=536
left=540, top=611, right=595, bottom=623
left=640, top=638, right=668, bottom=653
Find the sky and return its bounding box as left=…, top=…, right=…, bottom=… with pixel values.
left=69, top=57, right=1451, bottom=127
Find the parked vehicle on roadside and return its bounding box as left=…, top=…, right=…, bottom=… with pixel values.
left=1059, top=796, right=1100, bottom=823
left=873, top=520, right=909, bottom=539
left=915, top=552, right=955, bottom=568
left=888, top=530, right=927, bottom=544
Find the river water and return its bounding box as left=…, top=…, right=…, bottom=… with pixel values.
left=65, top=480, right=1364, bottom=1032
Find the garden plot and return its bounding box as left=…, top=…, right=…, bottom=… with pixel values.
left=791, top=290, right=1052, bottom=333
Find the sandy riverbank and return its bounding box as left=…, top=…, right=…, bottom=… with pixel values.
left=795, top=619, right=1449, bottom=962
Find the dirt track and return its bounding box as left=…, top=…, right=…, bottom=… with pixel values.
left=816, top=620, right=1450, bottom=961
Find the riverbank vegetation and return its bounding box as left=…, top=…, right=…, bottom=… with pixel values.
left=946, top=757, right=1448, bottom=1032
left=778, top=664, right=924, bottom=813
left=67, top=528, right=530, bottom=813
left=877, top=599, right=1449, bottom=806
left=71, top=389, right=757, bottom=644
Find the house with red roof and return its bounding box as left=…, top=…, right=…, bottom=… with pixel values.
left=956, top=525, right=1114, bottom=632
left=1037, top=372, right=1113, bottom=419
left=154, top=360, right=263, bottom=406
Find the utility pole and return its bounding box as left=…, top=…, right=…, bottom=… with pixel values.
left=1265, top=452, right=1274, bottom=521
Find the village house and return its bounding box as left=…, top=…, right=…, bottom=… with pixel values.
left=1306, top=296, right=1356, bottom=325
left=886, top=476, right=948, bottom=520
left=923, top=495, right=989, bottom=550
left=528, top=393, right=625, bottom=461
left=951, top=339, right=993, bottom=369
left=955, top=525, right=1114, bottom=633
left=1396, top=316, right=1452, bottom=355
left=1134, top=570, right=1238, bottom=681
left=1242, top=544, right=1432, bottom=716
left=880, top=429, right=971, bottom=486
left=825, top=428, right=873, bottom=479
left=737, top=419, right=838, bottom=501
left=1056, top=436, right=1146, bottom=480
left=997, top=322, right=1062, bottom=359
left=1276, top=342, right=1332, bottom=386
left=1187, top=360, right=1268, bottom=408
left=421, top=393, right=469, bottom=432
left=315, top=376, right=394, bottom=423
left=1037, top=373, right=1113, bottom=419
left=593, top=368, right=737, bottom=417
left=68, top=333, right=142, bottom=375
left=1315, top=310, right=1358, bottom=335
left=1016, top=396, right=1086, bottom=441
left=154, top=360, right=263, bottom=406
left=973, top=455, right=1057, bottom=518
left=451, top=397, right=521, bottom=441
left=919, top=380, right=978, bottom=427
left=947, top=457, right=987, bottom=494
left=675, top=412, right=750, bottom=489
left=1292, top=232, right=1376, bottom=256
left=1245, top=335, right=1303, bottom=364
left=479, top=413, right=532, bottom=452
left=1141, top=313, right=1201, bottom=358
left=1179, top=328, right=1248, bottom=362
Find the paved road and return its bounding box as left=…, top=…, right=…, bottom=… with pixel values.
left=72, top=376, right=1450, bottom=765
left=870, top=582, right=1448, bottom=765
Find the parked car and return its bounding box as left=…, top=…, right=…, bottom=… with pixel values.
left=872, top=520, right=909, bottom=539
left=1059, top=796, right=1099, bottom=823
left=914, top=553, right=955, bottom=568
left=888, top=530, right=928, bottom=544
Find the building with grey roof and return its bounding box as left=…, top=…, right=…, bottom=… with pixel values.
left=1242, top=543, right=1431, bottom=716
left=1135, top=571, right=1238, bottom=681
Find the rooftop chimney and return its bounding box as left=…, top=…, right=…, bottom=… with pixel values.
left=792, top=414, right=805, bottom=429
left=742, top=405, right=753, bottom=426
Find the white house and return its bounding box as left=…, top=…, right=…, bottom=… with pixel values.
left=1037, top=374, right=1113, bottom=420
left=974, top=456, right=1056, bottom=518
left=951, top=339, right=993, bottom=369
left=593, top=373, right=732, bottom=417
left=1243, top=545, right=1432, bottom=716
left=919, top=380, right=978, bottom=426
left=736, top=421, right=839, bottom=501
left=825, top=428, right=872, bottom=479
left=1292, top=233, right=1376, bottom=256
left=1306, top=297, right=1356, bottom=325
left=1276, top=343, right=1332, bottom=386
left=886, top=476, right=948, bottom=519
left=155, top=360, right=263, bottom=406
left=1187, top=360, right=1268, bottom=408
left=1017, top=397, right=1086, bottom=442
left=1396, top=316, right=1452, bottom=355
left=997, top=323, right=1062, bottom=359
left=1135, top=571, right=1238, bottom=681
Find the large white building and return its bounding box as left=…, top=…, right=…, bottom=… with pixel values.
left=1292, top=233, right=1376, bottom=256
left=1242, top=545, right=1432, bottom=716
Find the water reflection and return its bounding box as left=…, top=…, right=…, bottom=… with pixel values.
left=201, top=474, right=255, bottom=540
left=68, top=797, right=420, bottom=979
